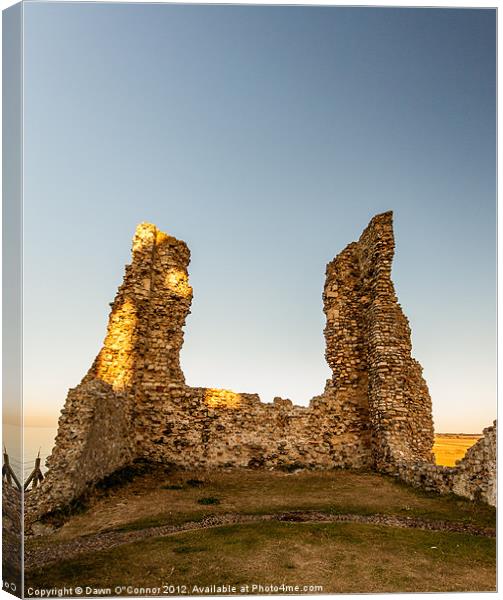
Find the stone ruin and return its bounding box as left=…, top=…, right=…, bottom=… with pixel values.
left=25, top=211, right=496, bottom=522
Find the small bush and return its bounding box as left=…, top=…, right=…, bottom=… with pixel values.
left=278, top=461, right=305, bottom=473
left=161, top=484, right=184, bottom=490
left=173, top=545, right=208, bottom=554
left=186, top=479, right=205, bottom=487
left=197, top=497, right=220, bottom=505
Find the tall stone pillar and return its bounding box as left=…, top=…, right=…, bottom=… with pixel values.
left=133, top=225, right=193, bottom=400
left=323, top=212, right=434, bottom=468
left=26, top=224, right=193, bottom=522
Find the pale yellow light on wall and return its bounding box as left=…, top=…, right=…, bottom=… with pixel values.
left=95, top=297, right=138, bottom=391
left=204, top=388, right=241, bottom=409
left=132, top=222, right=157, bottom=253
left=165, top=268, right=192, bottom=299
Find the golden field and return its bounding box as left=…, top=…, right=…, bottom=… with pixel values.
left=433, top=434, right=481, bottom=467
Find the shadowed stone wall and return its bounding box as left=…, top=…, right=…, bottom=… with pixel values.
left=25, top=213, right=496, bottom=522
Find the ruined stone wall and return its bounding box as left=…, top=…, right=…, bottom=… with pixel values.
left=389, top=422, right=496, bottom=507
left=136, top=383, right=371, bottom=471
left=359, top=213, right=434, bottom=466
left=452, top=421, right=496, bottom=505
left=114, top=224, right=372, bottom=473
left=26, top=224, right=192, bottom=519
left=25, top=213, right=496, bottom=521
left=25, top=381, right=134, bottom=519
left=323, top=212, right=434, bottom=468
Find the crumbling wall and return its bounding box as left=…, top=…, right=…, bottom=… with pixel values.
left=359, top=213, right=434, bottom=466
left=25, top=381, right=134, bottom=520
left=452, top=421, right=496, bottom=504
left=26, top=213, right=496, bottom=522
left=137, top=383, right=371, bottom=471
left=389, top=422, right=496, bottom=507
left=128, top=225, right=373, bottom=472
left=324, top=212, right=434, bottom=468
left=26, top=224, right=192, bottom=520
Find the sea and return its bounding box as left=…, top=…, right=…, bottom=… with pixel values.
left=3, top=424, right=58, bottom=483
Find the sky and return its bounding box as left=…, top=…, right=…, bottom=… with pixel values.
left=20, top=3, right=495, bottom=435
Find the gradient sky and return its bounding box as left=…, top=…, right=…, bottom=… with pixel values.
left=22, top=3, right=496, bottom=433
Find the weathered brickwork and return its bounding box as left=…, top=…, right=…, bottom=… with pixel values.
left=25, top=212, right=496, bottom=521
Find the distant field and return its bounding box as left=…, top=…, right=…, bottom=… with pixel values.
left=433, top=434, right=481, bottom=467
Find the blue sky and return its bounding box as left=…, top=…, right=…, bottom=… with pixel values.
left=22, top=3, right=495, bottom=433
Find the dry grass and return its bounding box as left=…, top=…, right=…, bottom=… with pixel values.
left=25, top=468, right=496, bottom=594
left=433, top=434, right=481, bottom=467
left=47, top=468, right=495, bottom=541
left=26, top=522, right=495, bottom=593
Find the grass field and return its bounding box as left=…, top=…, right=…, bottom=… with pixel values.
left=433, top=434, right=481, bottom=467
left=25, top=466, right=495, bottom=594
left=27, top=522, right=495, bottom=594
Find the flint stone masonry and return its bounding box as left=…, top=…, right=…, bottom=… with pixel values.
left=25, top=212, right=496, bottom=521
